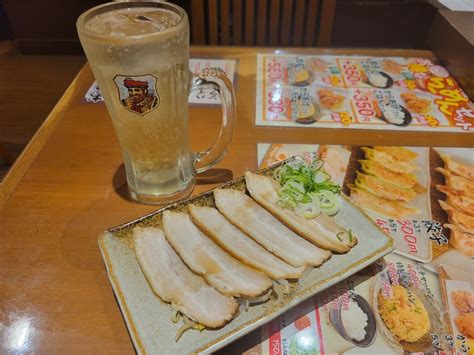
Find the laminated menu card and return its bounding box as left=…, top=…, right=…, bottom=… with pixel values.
left=244, top=143, right=474, bottom=354
left=256, top=253, right=453, bottom=354
left=85, top=58, right=237, bottom=105
left=256, top=54, right=474, bottom=132
left=257, top=143, right=474, bottom=270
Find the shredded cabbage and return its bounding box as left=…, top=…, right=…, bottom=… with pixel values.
left=274, top=158, right=341, bottom=217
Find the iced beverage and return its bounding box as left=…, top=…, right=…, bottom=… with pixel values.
left=77, top=2, right=236, bottom=204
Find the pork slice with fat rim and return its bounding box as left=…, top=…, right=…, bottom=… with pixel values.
left=245, top=172, right=357, bottom=253
left=214, top=188, right=332, bottom=267
left=188, top=204, right=306, bottom=279
left=133, top=227, right=238, bottom=328
left=162, top=210, right=272, bottom=298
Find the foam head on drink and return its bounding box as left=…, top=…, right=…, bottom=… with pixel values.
left=79, top=4, right=195, bottom=201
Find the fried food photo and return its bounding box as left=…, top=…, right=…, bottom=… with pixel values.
left=436, top=167, right=474, bottom=199
left=439, top=154, right=474, bottom=181
left=400, top=93, right=431, bottom=114
left=355, top=171, right=417, bottom=203
left=444, top=224, right=474, bottom=258
left=455, top=312, right=474, bottom=339
left=359, top=160, right=417, bottom=189
left=439, top=200, right=474, bottom=234
left=290, top=68, right=312, bottom=86
left=436, top=151, right=474, bottom=257
left=349, top=186, right=419, bottom=219
left=382, top=59, right=406, bottom=74
left=317, top=88, right=345, bottom=110
left=373, top=146, right=418, bottom=161
left=452, top=290, right=474, bottom=314
left=349, top=146, right=422, bottom=220
left=377, top=285, right=430, bottom=343
left=310, top=59, right=329, bottom=73
left=361, top=147, right=416, bottom=174
left=292, top=98, right=318, bottom=124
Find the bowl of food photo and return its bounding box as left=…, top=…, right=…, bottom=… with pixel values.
left=316, top=87, right=347, bottom=112
left=370, top=279, right=446, bottom=353
left=329, top=293, right=377, bottom=347
left=289, top=88, right=322, bottom=124
left=288, top=60, right=314, bottom=87
left=378, top=104, right=412, bottom=127
left=365, top=71, right=394, bottom=89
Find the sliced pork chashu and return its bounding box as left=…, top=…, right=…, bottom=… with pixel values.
left=162, top=210, right=272, bottom=298
left=189, top=204, right=305, bottom=279
left=245, top=172, right=356, bottom=253
left=133, top=227, right=238, bottom=328
left=214, top=188, right=332, bottom=267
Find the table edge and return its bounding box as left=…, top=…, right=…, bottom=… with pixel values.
left=0, top=47, right=438, bottom=209
left=0, top=66, right=85, bottom=208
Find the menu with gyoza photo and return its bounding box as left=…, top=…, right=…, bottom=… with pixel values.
left=258, top=143, right=474, bottom=269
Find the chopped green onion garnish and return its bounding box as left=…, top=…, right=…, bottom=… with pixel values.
left=274, top=158, right=342, bottom=218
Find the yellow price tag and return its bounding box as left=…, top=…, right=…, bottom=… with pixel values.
left=408, top=63, right=428, bottom=73
left=425, top=115, right=439, bottom=127
left=340, top=112, right=352, bottom=126
left=330, top=75, right=341, bottom=87
left=404, top=80, right=417, bottom=90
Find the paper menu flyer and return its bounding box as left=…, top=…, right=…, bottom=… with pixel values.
left=261, top=297, right=324, bottom=355
left=257, top=143, right=474, bottom=269
left=258, top=253, right=454, bottom=355
left=188, top=58, right=236, bottom=104
left=255, top=54, right=474, bottom=132
left=84, top=58, right=236, bottom=105
left=251, top=143, right=473, bottom=354
left=438, top=265, right=474, bottom=355
left=444, top=280, right=473, bottom=353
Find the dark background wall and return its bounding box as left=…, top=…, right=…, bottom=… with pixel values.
left=0, top=1, right=12, bottom=40
left=1, top=0, right=437, bottom=53
left=1, top=0, right=191, bottom=54
left=332, top=0, right=437, bottom=48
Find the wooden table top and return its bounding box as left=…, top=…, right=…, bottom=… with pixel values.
left=1, top=46, right=472, bottom=354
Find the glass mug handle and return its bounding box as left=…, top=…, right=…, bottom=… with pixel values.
left=190, top=68, right=236, bottom=174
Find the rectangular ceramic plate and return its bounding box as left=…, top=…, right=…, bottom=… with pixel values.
left=98, top=158, right=394, bottom=354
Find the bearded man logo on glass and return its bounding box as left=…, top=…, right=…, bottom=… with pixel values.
left=121, top=77, right=159, bottom=115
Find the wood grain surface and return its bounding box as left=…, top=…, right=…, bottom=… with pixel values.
left=0, top=46, right=472, bottom=354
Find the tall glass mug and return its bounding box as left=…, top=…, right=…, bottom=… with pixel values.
left=77, top=1, right=236, bottom=204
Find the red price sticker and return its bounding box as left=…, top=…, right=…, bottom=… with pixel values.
left=266, top=58, right=285, bottom=85
left=352, top=89, right=377, bottom=118
left=341, top=60, right=363, bottom=87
